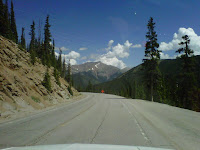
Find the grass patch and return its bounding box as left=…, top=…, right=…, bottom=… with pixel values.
left=31, top=96, right=40, bottom=103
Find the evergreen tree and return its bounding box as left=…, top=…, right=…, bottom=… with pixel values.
left=3, top=0, right=12, bottom=39
left=36, top=19, right=42, bottom=58
left=62, top=58, right=66, bottom=78
left=10, top=0, right=18, bottom=43
left=0, top=0, right=4, bottom=35
left=20, top=27, right=26, bottom=49
left=29, top=21, right=36, bottom=64
left=29, top=21, right=35, bottom=51
left=42, top=69, right=51, bottom=91
left=51, top=39, right=56, bottom=67
left=44, top=15, right=51, bottom=67
left=66, top=59, right=71, bottom=85
left=53, top=68, right=61, bottom=86
left=143, top=17, right=161, bottom=102
left=176, top=35, right=197, bottom=109
left=68, top=85, right=73, bottom=96
left=57, top=48, right=62, bottom=73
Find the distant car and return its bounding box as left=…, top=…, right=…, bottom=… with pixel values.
left=2, top=144, right=174, bottom=150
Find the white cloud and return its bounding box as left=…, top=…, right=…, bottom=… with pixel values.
left=60, top=47, right=68, bottom=51
left=132, top=44, right=142, bottom=48
left=106, top=40, right=114, bottom=51
left=95, top=40, right=136, bottom=69
left=108, top=40, right=114, bottom=47
left=55, top=51, right=80, bottom=65
left=55, top=46, right=68, bottom=51
left=160, top=52, right=177, bottom=59
left=69, top=59, right=77, bottom=65
left=97, top=56, right=126, bottom=69
left=79, top=47, right=88, bottom=51
left=159, top=28, right=200, bottom=55
left=65, top=51, right=80, bottom=59
left=105, top=40, right=132, bottom=59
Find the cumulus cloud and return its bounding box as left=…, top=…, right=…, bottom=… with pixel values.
left=69, top=59, right=77, bottom=65
left=79, top=47, right=88, bottom=51
left=159, top=28, right=200, bottom=55
left=55, top=51, right=80, bottom=65
left=98, top=56, right=126, bottom=69
left=55, top=46, right=68, bottom=51
left=106, top=40, right=114, bottom=51
left=160, top=52, right=176, bottom=59
left=108, top=40, right=114, bottom=47
left=65, top=51, right=80, bottom=59
left=95, top=40, right=136, bottom=69
left=132, top=44, right=142, bottom=48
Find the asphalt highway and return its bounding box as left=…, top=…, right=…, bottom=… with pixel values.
left=0, top=93, right=200, bottom=150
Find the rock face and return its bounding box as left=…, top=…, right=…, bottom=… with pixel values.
left=0, top=36, right=79, bottom=117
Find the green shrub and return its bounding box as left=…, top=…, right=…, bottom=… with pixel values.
left=53, top=68, right=61, bottom=87
left=31, top=96, right=40, bottom=103
left=68, top=85, right=73, bottom=96
left=42, top=70, right=52, bottom=91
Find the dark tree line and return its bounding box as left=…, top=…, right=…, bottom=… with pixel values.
left=0, top=0, right=18, bottom=43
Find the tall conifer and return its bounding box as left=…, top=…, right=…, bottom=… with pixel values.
left=20, top=27, right=26, bottom=49
left=44, top=15, right=51, bottom=67
left=0, top=0, right=4, bottom=35
left=10, top=0, right=18, bottom=43
left=143, top=17, right=161, bottom=102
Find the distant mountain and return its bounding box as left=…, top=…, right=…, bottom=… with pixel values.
left=72, top=62, right=130, bottom=89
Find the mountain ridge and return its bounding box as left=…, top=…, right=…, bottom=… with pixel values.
left=72, top=61, right=130, bottom=89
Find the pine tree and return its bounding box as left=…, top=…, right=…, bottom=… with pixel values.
left=66, top=59, right=71, bottom=85
left=51, top=39, right=56, bottom=67
left=0, top=0, right=4, bottom=35
left=53, top=68, right=61, bottom=86
left=20, top=27, right=26, bottom=49
left=42, top=69, right=51, bottom=91
left=44, top=15, right=51, bottom=67
left=10, top=0, right=18, bottom=43
left=36, top=19, right=42, bottom=58
left=29, top=21, right=36, bottom=64
left=176, top=35, right=197, bottom=109
left=143, top=17, right=161, bottom=102
left=62, top=58, right=66, bottom=78
left=29, top=21, right=35, bottom=51
left=57, top=48, right=62, bottom=73
left=3, top=0, right=12, bottom=39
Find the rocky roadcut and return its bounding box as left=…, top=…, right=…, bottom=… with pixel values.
left=0, top=36, right=80, bottom=121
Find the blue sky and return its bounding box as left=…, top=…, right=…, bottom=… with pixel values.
left=13, top=0, right=200, bottom=68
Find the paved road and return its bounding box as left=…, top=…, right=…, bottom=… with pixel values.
left=0, top=93, right=200, bottom=150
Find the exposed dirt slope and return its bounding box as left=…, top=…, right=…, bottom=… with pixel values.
left=0, top=36, right=80, bottom=119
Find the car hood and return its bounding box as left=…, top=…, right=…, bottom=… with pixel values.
left=3, top=143, right=174, bottom=150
